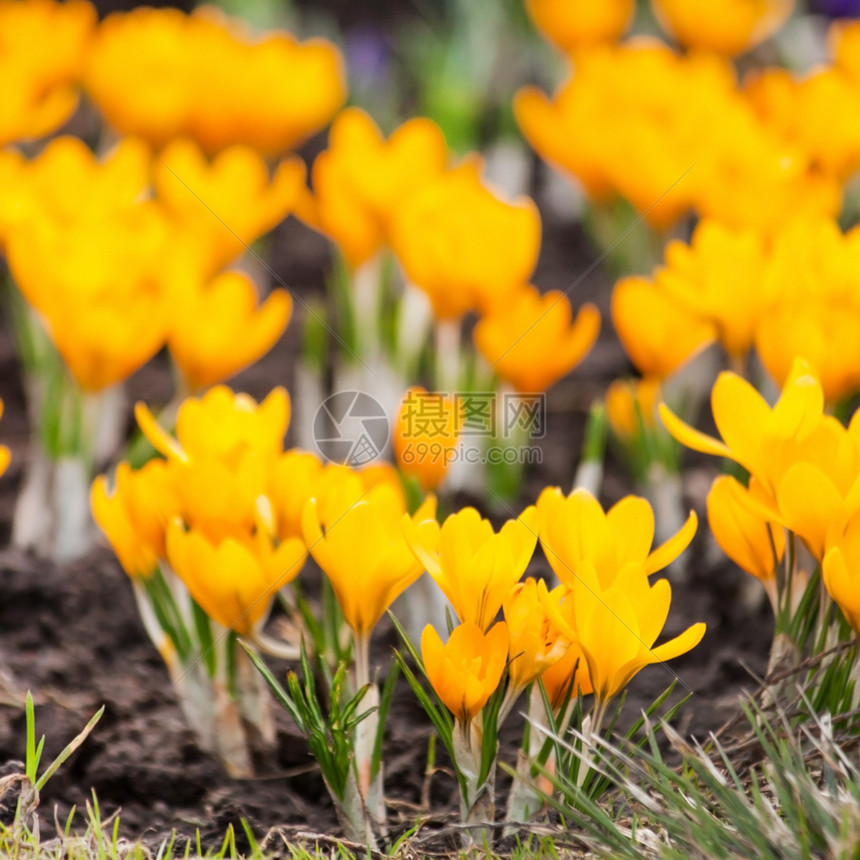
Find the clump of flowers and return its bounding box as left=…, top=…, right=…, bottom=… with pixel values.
left=84, top=5, right=346, bottom=154
left=393, top=497, right=704, bottom=840
left=517, top=38, right=839, bottom=239
left=612, top=215, right=860, bottom=405
left=663, top=358, right=860, bottom=694
left=298, top=111, right=598, bottom=506
left=301, top=476, right=436, bottom=842
left=2, top=130, right=301, bottom=559
left=92, top=386, right=310, bottom=777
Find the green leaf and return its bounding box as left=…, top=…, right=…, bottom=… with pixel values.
left=191, top=600, right=217, bottom=679
left=35, top=704, right=105, bottom=792
left=371, top=659, right=400, bottom=781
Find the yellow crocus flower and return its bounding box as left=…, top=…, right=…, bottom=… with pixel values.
left=135, top=385, right=290, bottom=467
left=652, top=0, right=795, bottom=56
left=302, top=484, right=436, bottom=637
left=525, top=0, right=634, bottom=52
left=393, top=387, right=461, bottom=492
left=156, top=139, right=306, bottom=275
left=0, top=0, right=96, bottom=146
left=5, top=138, right=170, bottom=392
left=516, top=43, right=738, bottom=228
left=656, top=220, right=771, bottom=360
left=300, top=107, right=448, bottom=268
left=540, top=638, right=593, bottom=712
left=404, top=506, right=539, bottom=631
left=503, top=578, right=568, bottom=691
left=269, top=450, right=324, bottom=543
left=166, top=521, right=306, bottom=635
left=707, top=475, right=785, bottom=607
left=91, top=460, right=180, bottom=579
left=694, top=106, right=841, bottom=234
left=421, top=621, right=509, bottom=726
left=612, top=276, right=716, bottom=381
left=605, top=377, right=660, bottom=444
left=390, top=160, right=541, bottom=319
left=171, top=452, right=271, bottom=546
left=84, top=6, right=346, bottom=154
left=746, top=67, right=860, bottom=181
left=473, top=286, right=600, bottom=394
left=544, top=562, right=705, bottom=704
left=168, top=271, right=292, bottom=392
left=1, top=136, right=152, bottom=230
left=659, top=358, right=826, bottom=499
left=537, top=487, right=697, bottom=590
left=755, top=219, right=860, bottom=404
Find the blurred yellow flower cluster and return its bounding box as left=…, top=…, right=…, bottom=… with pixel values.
left=84, top=5, right=345, bottom=154
left=525, top=0, right=794, bottom=57
left=303, top=108, right=600, bottom=394
left=663, top=359, right=860, bottom=633
left=393, top=387, right=462, bottom=492
left=653, top=0, right=795, bottom=56
left=524, top=0, right=634, bottom=52
left=746, top=22, right=860, bottom=182
left=93, top=385, right=430, bottom=641
left=517, top=39, right=839, bottom=232
left=0, top=0, right=95, bottom=146
left=1, top=136, right=299, bottom=392
left=613, top=216, right=860, bottom=403
left=93, top=387, right=303, bottom=635
left=405, top=494, right=703, bottom=725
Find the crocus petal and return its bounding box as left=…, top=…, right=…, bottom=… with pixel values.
left=711, top=372, right=770, bottom=474
left=646, top=622, right=706, bottom=664
left=135, top=402, right=188, bottom=462
left=771, top=370, right=825, bottom=442
left=659, top=403, right=732, bottom=460
left=776, top=463, right=844, bottom=560
left=300, top=498, right=336, bottom=575
left=644, top=510, right=697, bottom=575
left=823, top=547, right=860, bottom=634
left=607, top=496, right=655, bottom=567
left=403, top=513, right=443, bottom=579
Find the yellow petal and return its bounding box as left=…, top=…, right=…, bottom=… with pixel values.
left=646, top=622, right=706, bottom=664
left=707, top=475, right=784, bottom=580
left=644, top=510, right=697, bottom=575
left=710, top=371, right=770, bottom=474
left=659, top=403, right=732, bottom=460
left=823, top=546, right=860, bottom=634
left=607, top=496, right=655, bottom=568
left=135, top=402, right=187, bottom=462
left=777, top=463, right=844, bottom=560
left=403, top=512, right=443, bottom=579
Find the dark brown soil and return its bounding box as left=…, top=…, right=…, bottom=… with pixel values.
left=0, top=179, right=774, bottom=852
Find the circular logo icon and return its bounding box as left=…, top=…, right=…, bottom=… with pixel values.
left=313, top=391, right=389, bottom=467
